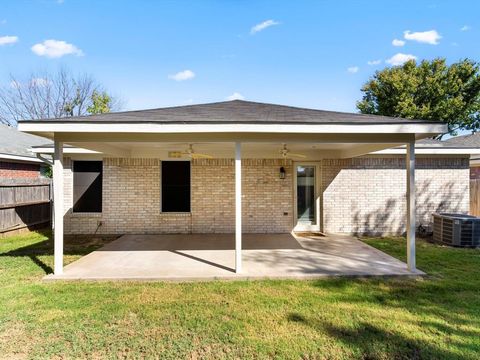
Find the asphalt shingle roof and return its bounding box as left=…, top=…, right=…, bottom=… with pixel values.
left=18, top=100, right=439, bottom=125
left=0, top=124, right=51, bottom=159
left=444, top=133, right=480, bottom=147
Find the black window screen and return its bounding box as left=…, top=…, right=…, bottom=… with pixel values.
left=162, top=161, right=190, bottom=212
left=73, top=161, right=103, bottom=213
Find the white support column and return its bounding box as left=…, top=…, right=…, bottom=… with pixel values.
left=406, top=141, right=416, bottom=272
left=53, top=139, right=64, bottom=275
left=235, top=142, right=242, bottom=273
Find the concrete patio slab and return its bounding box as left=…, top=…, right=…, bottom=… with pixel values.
left=45, top=233, right=423, bottom=281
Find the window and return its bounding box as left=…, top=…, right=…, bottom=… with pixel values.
left=73, top=161, right=102, bottom=213
left=161, top=161, right=190, bottom=212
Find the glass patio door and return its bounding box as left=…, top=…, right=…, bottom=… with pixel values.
left=294, top=164, right=320, bottom=232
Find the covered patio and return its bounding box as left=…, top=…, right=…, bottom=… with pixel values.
left=18, top=100, right=448, bottom=279
left=44, top=233, right=422, bottom=281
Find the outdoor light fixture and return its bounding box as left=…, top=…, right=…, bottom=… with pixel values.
left=279, top=166, right=286, bottom=179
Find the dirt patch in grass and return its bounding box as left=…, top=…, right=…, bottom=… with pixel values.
left=0, top=321, right=30, bottom=359
left=64, top=234, right=119, bottom=249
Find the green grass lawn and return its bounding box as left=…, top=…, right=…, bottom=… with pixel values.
left=1, top=231, right=479, bottom=359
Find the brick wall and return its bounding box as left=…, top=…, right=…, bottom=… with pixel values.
left=62, top=156, right=469, bottom=236
left=191, top=159, right=293, bottom=233
left=0, top=161, right=41, bottom=179
left=63, top=158, right=293, bottom=234
left=322, top=157, right=470, bottom=235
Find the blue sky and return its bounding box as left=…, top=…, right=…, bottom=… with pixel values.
left=0, top=0, right=479, bottom=112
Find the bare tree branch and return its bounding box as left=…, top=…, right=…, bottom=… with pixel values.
left=0, top=68, right=122, bottom=125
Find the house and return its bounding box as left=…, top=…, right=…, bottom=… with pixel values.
left=0, top=124, right=50, bottom=179
left=443, top=133, right=480, bottom=179
left=17, top=100, right=478, bottom=277
left=0, top=124, right=52, bottom=235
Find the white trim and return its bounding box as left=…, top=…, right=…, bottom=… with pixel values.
left=53, top=140, right=64, bottom=275
left=293, top=162, right=321, bottom=232
left=0, top=153, right=43, bottom=163
left=470, top=158, right=480, bottom=167
left=406, top=142, right=416, bottom=272
left=235, top=142, right=242, bottom=273
left=18, top=122, right=447, bottom=135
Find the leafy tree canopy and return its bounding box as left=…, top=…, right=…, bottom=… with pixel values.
left=357, top=58, right=480, bottom=138
left=87, top=90, right=112, bottom=115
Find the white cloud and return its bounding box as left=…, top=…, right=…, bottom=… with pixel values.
left=367, top=59, right=381, bottom=66
left=404, top=30, right=441, bottom=45
left=347, top=66, right=359, bottom=74
left=250, top=19, right=280, bottom=34
left=0, top=35, right=18, bottom=45
left=226, top=92, right=245, bottom=101
left=392, top=38, right=405, bottom=47
left=460, top=25, right=471, bottom=31
left=31, top=39, right=83, bottom=58
left=386, top=53, right=417, bottom=66
left=168, top=69, right=195, bottom=81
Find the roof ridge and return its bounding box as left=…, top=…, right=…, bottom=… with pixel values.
left=17, top=99, right=442, bottom=125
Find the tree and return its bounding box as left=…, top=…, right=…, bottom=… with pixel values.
left=357, top=58, right=480, bottom=138
left=87, top=90, right=112, bottom=115
left=0, top=68, right=121, bottom=125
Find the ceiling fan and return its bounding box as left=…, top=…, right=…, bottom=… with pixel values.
left=181, top=144, right=213, bottom=159
left=280, top=144, right=307, bottom=160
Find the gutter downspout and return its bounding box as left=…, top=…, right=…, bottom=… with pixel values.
left=36, top=152, right=53, bottom=166
left=35, top=152, right=54, bottom=232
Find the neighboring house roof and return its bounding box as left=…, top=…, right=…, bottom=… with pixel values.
left=445, top=133, right=480, bottom=164
left=19, top=99, right=439, bottom=125
left=444, top=133, right=480, bottom=147
left=416, top=138, right=445, bottom=146
left=0, top=124, right=51, bottom=163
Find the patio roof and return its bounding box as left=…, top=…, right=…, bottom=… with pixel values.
left=19, top=100, right=424, bottom=276
left=18, top=99, right=440, bottom=125
left=17, top=100, right=447, bottom=150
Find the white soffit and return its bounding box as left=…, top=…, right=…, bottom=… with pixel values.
left=372, top=148, right=480, bottom=155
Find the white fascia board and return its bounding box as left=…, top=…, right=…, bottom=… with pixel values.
left=471, top=158, right=480, bottom=166
left=0, top=153, right=43, bottom=163
left=31, top=147, right=100, bottom=154
left=18, top=122, right=447, bottom=135
left=372, top=148, right=480, bottom=155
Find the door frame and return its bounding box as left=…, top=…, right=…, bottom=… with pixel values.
left=293, top=162, right=322, bottom=232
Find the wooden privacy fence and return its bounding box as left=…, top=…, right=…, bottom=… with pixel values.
left=0, top=179, right=51, bottom=235
left=470, top=180, right=480, bottom=216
